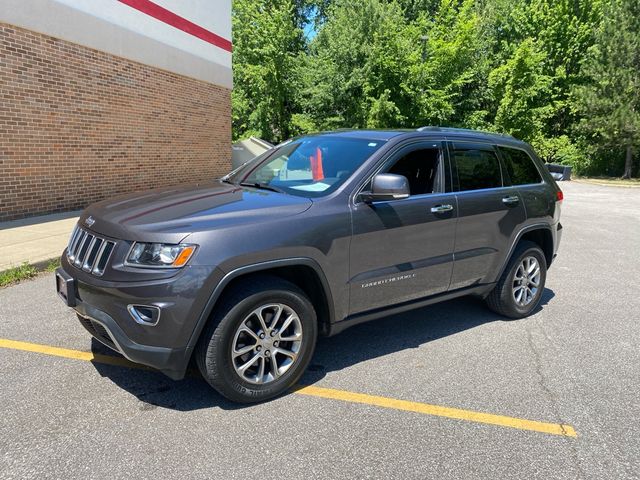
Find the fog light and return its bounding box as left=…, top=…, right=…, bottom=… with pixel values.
left=127, top=305, right=161, bottom=326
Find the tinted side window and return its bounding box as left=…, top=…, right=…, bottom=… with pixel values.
left=387, top=147, right=441, bottom=195
left=499, top=147, right=542, bottom=185
left=454, top=148, right=502, bottom=191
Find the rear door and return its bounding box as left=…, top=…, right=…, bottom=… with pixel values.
left=348, top=140, right=457, bottom=314
left=449, top=141, right=527, bottom=290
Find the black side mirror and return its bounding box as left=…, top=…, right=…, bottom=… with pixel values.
left=360, top=173, right=410, bottom=203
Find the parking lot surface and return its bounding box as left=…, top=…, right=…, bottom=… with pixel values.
left=1, top=181, right=639, bottom=479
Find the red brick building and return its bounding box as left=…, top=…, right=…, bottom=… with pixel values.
left=0, top=0, right=232, bottom=221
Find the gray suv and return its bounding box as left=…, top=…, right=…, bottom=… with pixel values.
left=56, top=127, right=563, bottom=403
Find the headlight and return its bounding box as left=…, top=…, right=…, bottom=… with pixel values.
left=125, top=243, right=196, bottom=268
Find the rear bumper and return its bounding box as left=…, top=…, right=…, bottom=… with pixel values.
left=552, top=221, right=563, bottom=264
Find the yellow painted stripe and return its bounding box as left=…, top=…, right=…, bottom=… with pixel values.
left=293, top=385, right=576, bottom=437
left=0, top=338, right=576, bottom=437
left=0, top=338, right=149, bottom=370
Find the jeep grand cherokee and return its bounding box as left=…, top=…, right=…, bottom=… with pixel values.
left=56, top=127, right=563, bottom=403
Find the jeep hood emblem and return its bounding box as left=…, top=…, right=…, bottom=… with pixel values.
left=84, top=216, right=96, bottom=227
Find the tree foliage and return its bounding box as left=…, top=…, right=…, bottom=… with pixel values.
left=231, top=0, right=639, bottom=176
left=572, top=0, right=640, bottom=176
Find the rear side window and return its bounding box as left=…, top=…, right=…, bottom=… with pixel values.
left=454, top=147, right=503, bottom=191
left=499, top=147, right=542, bottom=185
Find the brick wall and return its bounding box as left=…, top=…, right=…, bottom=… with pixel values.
left=0, top=23, right=231, bottom=222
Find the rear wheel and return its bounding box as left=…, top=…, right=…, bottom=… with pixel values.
left=196, top=276, right=317, bottom=403
left=486, top=241, right=547, bottom=319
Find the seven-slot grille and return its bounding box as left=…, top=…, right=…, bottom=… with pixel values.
left=67, top=225, right=115, bottom=276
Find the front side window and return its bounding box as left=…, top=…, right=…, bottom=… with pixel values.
left=228, top=136, right=385, bottom=198
left=454, top=147, right=503, bottom=191
left=386, top=146, right=442, bottom=195
left=499, top=146, right=542, bottom=185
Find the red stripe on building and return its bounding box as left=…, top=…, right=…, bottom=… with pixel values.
left=117, top=0, right=232, bottom=52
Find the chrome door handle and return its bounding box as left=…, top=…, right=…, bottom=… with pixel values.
left=430, top=204, right=454, bottom=213
left=502, top=195, right=520, bottom=205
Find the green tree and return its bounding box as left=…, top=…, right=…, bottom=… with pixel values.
left=298, top=0, right=412, bottom=130
left=573, top=0, right=640, bottom=178
left=232, top=0, right=306, bottom=142
left=489, top=39, right=553, bottom=142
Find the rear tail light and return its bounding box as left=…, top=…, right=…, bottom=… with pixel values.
left=556, top=190, right=564, bottom=202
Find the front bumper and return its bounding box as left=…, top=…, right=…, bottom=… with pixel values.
left=73, top=299, right=190, bottom=380
left=56, top=259, right=224, bottom=380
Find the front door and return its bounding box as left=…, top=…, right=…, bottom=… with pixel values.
left=348, top=141, right=457, bottom=315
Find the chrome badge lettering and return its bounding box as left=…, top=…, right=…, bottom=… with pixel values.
left=361, top=273, right=416, bottom=289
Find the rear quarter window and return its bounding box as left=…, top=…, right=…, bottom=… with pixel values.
left=499, top=147, right=543, bottom=185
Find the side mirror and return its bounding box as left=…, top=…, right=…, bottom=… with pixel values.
left=360, top=173, right=410, bottom=203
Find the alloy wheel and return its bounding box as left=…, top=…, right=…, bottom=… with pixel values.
left=231, top=303, right=303, bottom=384
left=512, top=256, right=541, bottom=307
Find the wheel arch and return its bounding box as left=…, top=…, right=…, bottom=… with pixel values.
left=495, top=224, right=554, bottom=283
left=186, top=258, right=335, bottom=352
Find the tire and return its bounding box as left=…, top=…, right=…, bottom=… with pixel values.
left=486, top=240, right=547, bottom=319
left=195, top=275, right=317, bottom=403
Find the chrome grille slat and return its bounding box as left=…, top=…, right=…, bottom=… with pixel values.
left=91, top=240, right=109, bottom=275
left=66, top=225, right=116, bottom=277
left=74, top=233, right=94, bottom=267
left=82, top=237, right=100, bottom=272
left=69, top=229, right=86, bottom=261
left=67, top=226, right=81, bottom=253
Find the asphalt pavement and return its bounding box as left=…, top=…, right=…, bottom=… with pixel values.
left=0, top=181, right=639, bottom=479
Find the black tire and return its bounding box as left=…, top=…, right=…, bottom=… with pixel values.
left=195, top=275, right=317, bottom=403
left=486, top=240, right=547, bottom=319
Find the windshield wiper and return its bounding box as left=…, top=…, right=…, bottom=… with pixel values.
left=239, top=182, right=286, bottom=194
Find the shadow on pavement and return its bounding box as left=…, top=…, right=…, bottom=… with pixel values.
left=91, top=288, right=555, bottom=412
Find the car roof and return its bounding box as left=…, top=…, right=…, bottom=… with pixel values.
left=312, top=127, right=529, bottom=148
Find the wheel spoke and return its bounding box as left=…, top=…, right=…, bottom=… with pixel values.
left=274, top=347, right=297, bottom=360
left=270, top=354, right=280, bottom=379
left=239, top=325, right=259, bottom=341
left=515, top=287, right=524, bottom=305
left=269, top=304, right=284, bottom=329
left=238, top=352, right=260, bottom=373
left=278, top=313, right=296, bottom=335
left=255, top=356, right=266, bottom=383
left=526, top=287, right=534, bottom=303
left=256, top=308, right=270, bottom=334
left=232, top=343, right=255, bottom=358
left=279, top=333, right=302, bottom=342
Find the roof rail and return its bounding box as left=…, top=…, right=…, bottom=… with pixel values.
left=416, top=126, right=514, bottom=139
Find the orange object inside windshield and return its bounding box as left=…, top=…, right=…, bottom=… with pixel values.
left=310, top=147, right=325, bottom=181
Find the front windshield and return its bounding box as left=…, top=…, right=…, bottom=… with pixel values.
left=227, top=136, right=385, bottom=197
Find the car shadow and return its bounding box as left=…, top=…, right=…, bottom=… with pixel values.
left=91, top=288, right=555, bottom=411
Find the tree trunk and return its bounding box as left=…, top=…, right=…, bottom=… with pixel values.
left=622, top=145, right=633, bottom=179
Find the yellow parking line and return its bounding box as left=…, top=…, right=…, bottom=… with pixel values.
left=292, top=385, right=576, bottom=437
left=0, top=338, right=149, bottom=370
left=0, top=338, right=576, bottom=437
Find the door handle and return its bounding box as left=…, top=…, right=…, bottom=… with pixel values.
left=430, top=204, right=454, bottom=213
left=502, top=195, right=520, bottom=205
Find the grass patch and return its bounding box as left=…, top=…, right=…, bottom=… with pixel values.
left=0, top=263, right=38, bottom=288
left=44, top=258, right=61, bottom=272
left=575, top=177, right=640, bottom=187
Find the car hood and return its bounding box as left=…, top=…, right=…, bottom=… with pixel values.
left=80, top=180, right=313, bottom=243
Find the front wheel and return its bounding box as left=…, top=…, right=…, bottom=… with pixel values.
left=195, top=276, right=317, bottom=403
left=486, top=241, right=547, bottom=319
